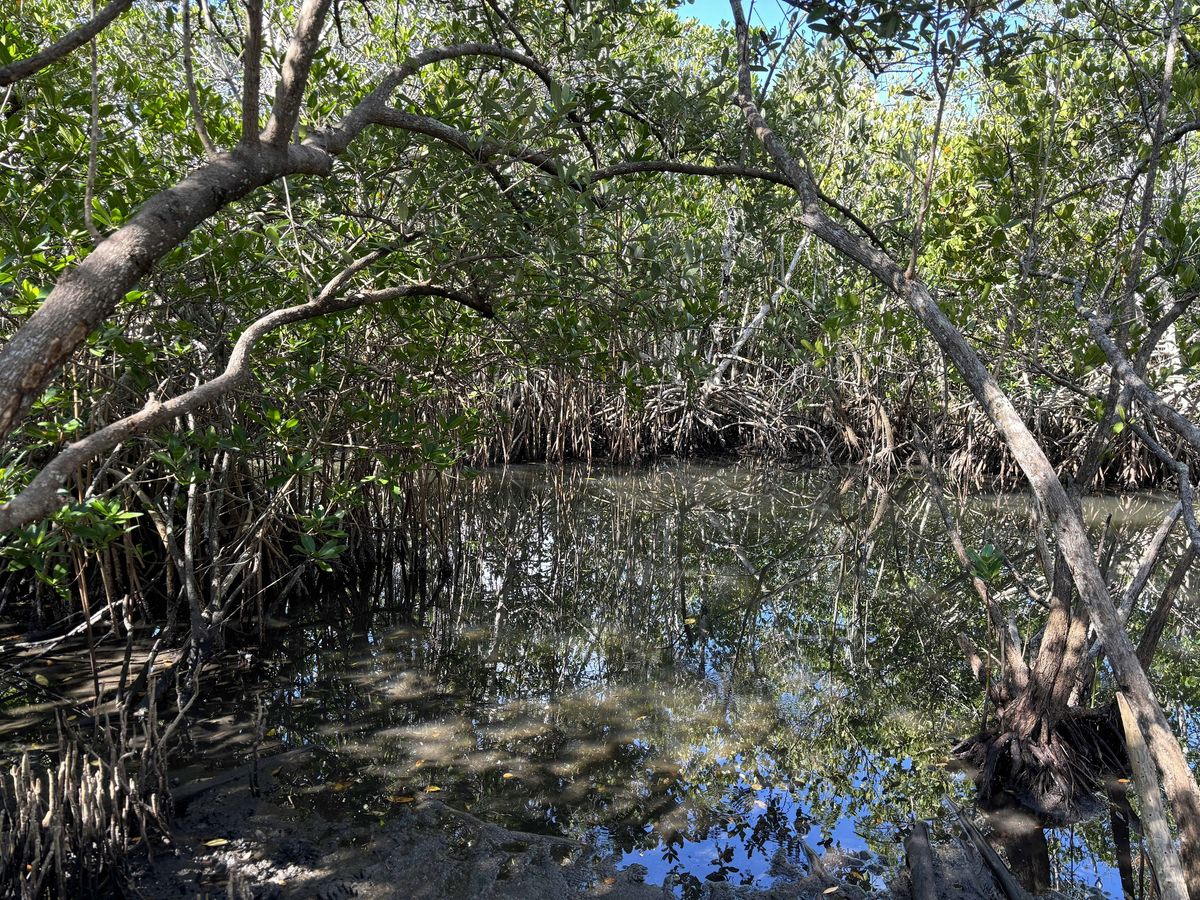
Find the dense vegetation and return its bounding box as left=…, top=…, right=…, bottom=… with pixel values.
left=4, top=0, right=1200, bottom=895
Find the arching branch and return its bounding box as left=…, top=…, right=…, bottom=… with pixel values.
left=0, top=38, right=546, bottom=448
left=368, top=106, right=570, bottom=181
left=0, top=23, right=879, bottom=455
left=0, top=257, right=492, bottom=532
left=305, top=42, right=558, bottom=156
left=725, top=0, right=1200, bottom=883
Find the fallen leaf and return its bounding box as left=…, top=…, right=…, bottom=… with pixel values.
left=204, top=838, right=230, bottom=847
left=332, top=782, right=350, bottom=791
left=750, top=782, right=763, bottom=790
left=684, top=617, right=697, bottom=625
left=823, top=888, right=839, bottom=895
left=502, top=772, right=516, bottom=779
left=388, top=795, right=416, bottom=804
left=1117, top=777, right=1131, bottom=784
left=425, top=785, right=442, bottom=793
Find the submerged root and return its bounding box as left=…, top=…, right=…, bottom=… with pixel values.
left=955, top=706, right=1127, bottom=825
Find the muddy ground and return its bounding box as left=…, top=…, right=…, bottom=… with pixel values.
left=125, top=758, right=1003, bottom=900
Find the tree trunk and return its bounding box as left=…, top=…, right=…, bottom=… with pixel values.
left=726, top=4, right=1200, bottom=890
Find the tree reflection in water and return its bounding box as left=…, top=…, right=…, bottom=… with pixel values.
left=194, top=462, right=1197, bottom=896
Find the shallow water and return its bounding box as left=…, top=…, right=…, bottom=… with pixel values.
left=7, top=462, right=1198, bottom=896
left=165, top=462, right=1200, bottom=897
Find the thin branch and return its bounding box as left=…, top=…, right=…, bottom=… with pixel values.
left=183, top=0, right=218, bottom=157
left=705, top=236, right=808, bottom=390
left=1118, top=0, right=1181, bottom=343
left=906, top=4, right=956, bottom=280
left=1077, top=296, right=1200, bottom=454
left=1136, top=544, right=1198, bottom=668
left=917, top=442, right=1030, bottom=692
left=1119, top=502, right=1181, bottom=623
left=83, top=0, right=103, bottom=243
left=368, top=106, right=570, bottom=180
left=0, top=0, right=134, bottom=87
left=364, top=105, right=890, bottom=250
left=1128, top=419, right=1200, bottom=549
left=1134, top=294, right=1196, bottom=373
left=593, top=162, right=886, bottom=248
left=305, top=42, right=566, bottom=156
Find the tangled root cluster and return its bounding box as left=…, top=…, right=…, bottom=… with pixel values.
left=954, top=706, right=1128, bottom=824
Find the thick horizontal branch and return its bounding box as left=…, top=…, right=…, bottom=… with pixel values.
left=0, top=0, right=133, bottom=87
left=590, top=161, right=884, bottom=248
left=0, top=262, right=492, bottom=532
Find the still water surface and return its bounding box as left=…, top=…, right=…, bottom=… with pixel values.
left=117, top=465, right=1200, bottom=893
left=16, top=465, right=1190, bottom=897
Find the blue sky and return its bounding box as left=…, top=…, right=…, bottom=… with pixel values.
left=674, top=0, right=790, bottom=30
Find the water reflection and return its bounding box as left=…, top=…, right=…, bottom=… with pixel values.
left=171, top=461, right=1199, bottom=896
left=8, top=462, right=1194, bottom=895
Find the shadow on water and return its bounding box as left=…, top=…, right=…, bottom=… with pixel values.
left=6, top=461, right=1199, bottom=896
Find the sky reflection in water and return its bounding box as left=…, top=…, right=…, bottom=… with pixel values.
left=199, top=462, right=1189, bottom=896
